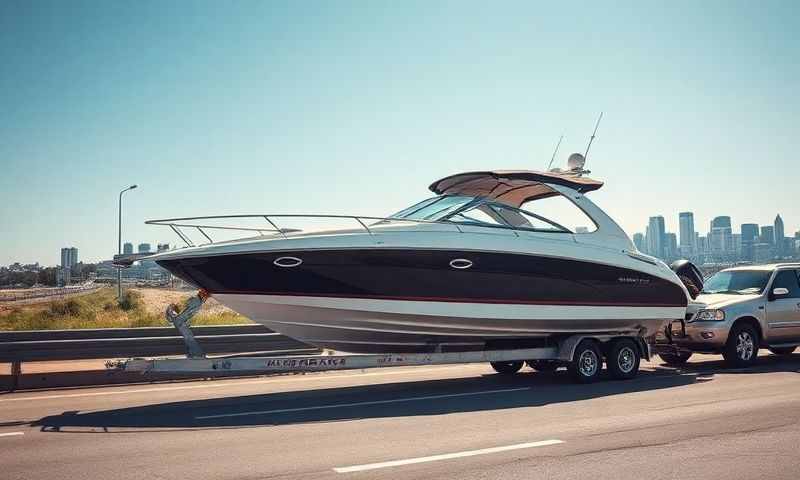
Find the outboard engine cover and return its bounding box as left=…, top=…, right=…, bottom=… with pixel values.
left=670, top=260, right=703, bottom=299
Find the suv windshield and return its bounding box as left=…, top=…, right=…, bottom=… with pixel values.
left=701, top=270, right=772, bottom=295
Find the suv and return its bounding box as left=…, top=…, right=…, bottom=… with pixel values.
left=658, top=263, right=800, bottom=367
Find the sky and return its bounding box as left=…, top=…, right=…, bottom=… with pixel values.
left=1, top=0, right=798, bottom=266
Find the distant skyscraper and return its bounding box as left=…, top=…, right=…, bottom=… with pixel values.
left=138, top=243, right=152, bottom=253
left=740, top=223, right=759, bottom=261
left=709, top=216, right=733, bottom=255
left=665, top=232, right=678, bottom=259
left=157, top=243, right=170, bottom=252
left=760, top=226, right=775, bottom=245
left=60, top=247, right=78, bottom=269
left=123, top=242, right=134, bottom=254
left=633, top=233, right=645, bottom=252
left=678, top=212, right=695, bottom=255
left=741, top=224, right=759, bottom=244
left=774, top=215, right=785, bottom=256
left=710, top=216, right=732, bottom=230
left=647, top=216, right=666, bottom=258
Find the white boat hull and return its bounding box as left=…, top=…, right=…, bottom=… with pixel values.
left=215, top=293, right=684, bottom=353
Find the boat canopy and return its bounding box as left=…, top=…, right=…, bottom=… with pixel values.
left=428, top=170, right=603, bottom=208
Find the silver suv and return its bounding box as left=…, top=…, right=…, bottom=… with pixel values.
left=658, top=263, right=800, bottom=367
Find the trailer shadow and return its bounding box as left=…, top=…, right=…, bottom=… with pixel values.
left=33, top=367, right=712, bottom=432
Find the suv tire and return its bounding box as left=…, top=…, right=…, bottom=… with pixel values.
left=722, top=323, right=759, bottom=368
left=490, top=361, right=523, bottom=374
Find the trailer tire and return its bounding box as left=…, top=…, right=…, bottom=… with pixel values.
left=568, top=340, right=603, bottom=383
left=526, top=360, right=559, bottom=373
left=607, top=338, right=640, bottom=380
left=490, top=361, right=523, bottom=374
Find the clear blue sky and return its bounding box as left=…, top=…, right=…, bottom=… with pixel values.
left=1, top=0, right=797, bottom=266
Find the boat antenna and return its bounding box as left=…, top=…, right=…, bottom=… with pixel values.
left=582, top=112, right=603, bottom=161
left=546, top=134, right=564, bottom=171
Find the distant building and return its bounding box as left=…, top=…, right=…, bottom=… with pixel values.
left=760, top=226, right=775, bottom=245
left=740, top=223, right=759, bottom=261
left=754, top=243, right=774, bottom=263
left=123, top=243, right=134, bottom=254
left=633, top=233, right=645, bottom=253
left=678, top=212, right=695, bottom=255
left=710, top=216, right=732, bottom=230
left=60, top=247, right=78, bottom=269
left=774, top=215, right=785, bottom=256
left=137, top=243, right=152, bottom=253
left=647, top=216, right=666, bottom=259
left=665, top=232, right=678, bottom=260
left=157, top=243, right=171, bottom=252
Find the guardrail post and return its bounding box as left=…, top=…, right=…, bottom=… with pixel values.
left=10, top=360, right=22, bottom=392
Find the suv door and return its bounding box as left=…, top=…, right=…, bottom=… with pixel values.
left=765, top=269, right=800, bottom=342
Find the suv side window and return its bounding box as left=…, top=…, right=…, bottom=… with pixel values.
left=771, top=270, right=800, bottom=298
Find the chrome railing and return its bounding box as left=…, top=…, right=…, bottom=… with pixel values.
left=145, top=214, right=472, bottom=247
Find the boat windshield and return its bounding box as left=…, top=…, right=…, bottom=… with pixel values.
left=701, top=270, right=772, bottom=295
left=391, top=195, right=571, bottom=232
left=390, top=195, right=478, bottom=221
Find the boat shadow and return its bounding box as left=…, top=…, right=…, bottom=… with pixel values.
left=33, top=367, right=712, bottom=432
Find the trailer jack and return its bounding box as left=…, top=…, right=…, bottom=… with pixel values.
left=165, top=289, right=210, bottom=359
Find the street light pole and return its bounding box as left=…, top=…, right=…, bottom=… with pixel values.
left=118, top=184, right=138, bottom=301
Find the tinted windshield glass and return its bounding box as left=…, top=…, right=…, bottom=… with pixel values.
left=701, top=270, right=772, bottom=295
left=393, top=195, right=476, bottom=221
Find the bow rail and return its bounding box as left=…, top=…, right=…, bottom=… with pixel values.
left=145, top=214, right=472, bottom=247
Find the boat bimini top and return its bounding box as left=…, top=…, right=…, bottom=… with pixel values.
left=429, top=170, right=604, bottom=208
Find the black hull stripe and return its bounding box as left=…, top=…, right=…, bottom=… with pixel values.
left=158, top=248, right=688, bottom=308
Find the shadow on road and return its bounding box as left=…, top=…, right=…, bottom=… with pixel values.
left=654, top=351, right=800, bottom=376
left=33, top=367, right=712, bottom=432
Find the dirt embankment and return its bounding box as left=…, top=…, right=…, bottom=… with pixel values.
left=130, top=288, right=234, bottom=316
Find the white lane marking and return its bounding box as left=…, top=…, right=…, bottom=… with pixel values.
left=0, top=432, right=24, bottom=438
left=0, top=365, right=470, bottom=403
left=195, top=387, right=530, bottom=419
left=333, top=439, right=564, bottom=473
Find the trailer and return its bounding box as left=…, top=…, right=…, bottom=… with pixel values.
left=121, top=291, right=652, bottom=384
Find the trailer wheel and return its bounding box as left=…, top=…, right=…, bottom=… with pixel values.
left=607, top=338, right=641, bottom=380
left=568, top=340, right=603, bottom=383
left=490, top=361, right=523, bottom=374
left=526, top=360, right=559, bottom=373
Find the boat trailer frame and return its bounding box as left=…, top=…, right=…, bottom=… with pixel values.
left=121, top=291, right=651, bottom=377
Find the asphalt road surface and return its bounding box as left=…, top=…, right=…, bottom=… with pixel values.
left=2, top=353, right=800, bottom=480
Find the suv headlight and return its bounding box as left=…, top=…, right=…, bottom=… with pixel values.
left=694, top=309, right=725, bottom=321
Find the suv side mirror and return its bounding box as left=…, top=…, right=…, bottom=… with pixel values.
left=770, top=287, right=790, bottom=300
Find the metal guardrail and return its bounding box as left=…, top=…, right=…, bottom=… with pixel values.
left=0, top=324, right=318, bottom=390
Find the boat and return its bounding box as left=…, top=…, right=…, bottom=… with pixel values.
left=143, top=155, right=696, bottom=353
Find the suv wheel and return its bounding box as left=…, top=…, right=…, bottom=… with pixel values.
left=722, top=323, right=759, bottom=368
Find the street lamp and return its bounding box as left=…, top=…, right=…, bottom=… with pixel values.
left=118, top=184, right=138, bottom=301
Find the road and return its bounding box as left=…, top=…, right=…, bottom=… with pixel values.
left=1, top=353, right=800, bottom=479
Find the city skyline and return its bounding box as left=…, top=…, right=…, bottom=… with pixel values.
left=635, top=210, right=799, bottom=263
